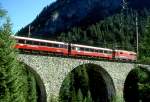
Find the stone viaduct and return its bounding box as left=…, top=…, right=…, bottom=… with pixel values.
left=18, top=54, right=149, bottom=102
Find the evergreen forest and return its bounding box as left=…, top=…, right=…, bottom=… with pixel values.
left=0, top=7, right=39, bottom=102
left=57, top=9, right=150, bottom=63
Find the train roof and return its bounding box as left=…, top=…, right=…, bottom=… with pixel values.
left=115, top=50, right=136, bottom=54
left=72, top=44, right=113, bottom=51
left=12, top=36, right=67, bottom=45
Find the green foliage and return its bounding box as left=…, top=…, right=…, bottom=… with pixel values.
left=27, top=70, right=38, bottom=102
left=0, top=15, right=28, bottom=102
left=139, top=16, right=150, bottom=63
left=69, top=88, right=93, bottom=102
left=135, top=68, right=150, bottom=101
left=76, top=89, right=83, bottom=101
left=112, top=92, right=123, bottom=102
left=57, top=9, right=150, bottom=62
left=0, top=8, right=38, bottom=102
left=83, top=90, right=93, bottom=102
left=0, top=6, right=7, bottom=18
left=58, top=9, right=140, bottom=50
left=59, top=68, right=93, bottom=102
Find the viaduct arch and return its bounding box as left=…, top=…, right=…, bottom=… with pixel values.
left=18, top=54, right=150, bottom=102
left=59, top=63, right=116, bottom=102
left=23, top=63, right=47, bottom=102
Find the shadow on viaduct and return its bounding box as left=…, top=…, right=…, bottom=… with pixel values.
left=18, top=54, right=150, bottom=102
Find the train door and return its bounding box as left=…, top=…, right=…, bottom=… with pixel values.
left=112, top=49, right=116, bottom=59
left=68, top=43, right=71, bottom=55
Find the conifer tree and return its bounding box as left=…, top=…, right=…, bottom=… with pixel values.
left=139, top=16, right=150, bottom=63
left=71, top=88, right=77, bottom=102
left=27, top=71, right=37, bottom=102
left=83, top=90, right=93, bottom=102
left=76, top=88, right=83, bottom=102
left=0, top=11, right=28, bottom=102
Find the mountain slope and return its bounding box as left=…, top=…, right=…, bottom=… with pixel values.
left=17, top=0, right=123, bottom=37
left=17, top=0, right=150, bottom=38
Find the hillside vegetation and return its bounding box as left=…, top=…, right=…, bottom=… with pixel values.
left=57, top=9, right=150, bottom=63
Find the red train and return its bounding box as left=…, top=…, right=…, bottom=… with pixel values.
left=12, top=36, right=137, bottom=61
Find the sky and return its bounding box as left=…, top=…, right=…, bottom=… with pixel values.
left=0, top=0, right=56, bottom=33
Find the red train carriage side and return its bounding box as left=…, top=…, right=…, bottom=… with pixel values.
left=71, top=44, right=113, bottom=59
left=13, top=36, right=68, bottom=55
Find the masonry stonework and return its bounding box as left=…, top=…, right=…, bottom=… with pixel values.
left=18, top=54, right=137, bottom=102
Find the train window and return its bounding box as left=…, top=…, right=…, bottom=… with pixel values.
left=53, top=44, right=58, bottom=47
left=107, top=51, right=112, bottom=54
left=59, top=44, right=67, bottom=48
left=95, top=50, right=99, bottom=52
left=64, top=45, right=67, bottom=48
left=80, top=47, right=84, bottom=51
left=47, top=43, right=52, bottom=47
left=104, top=50, right=107, bottom=53
left=99, top=50, right=103, bottom=53
left=85, top=48, right=89, bottom=51
left=40, top=42, right=46, bottom=46
left=33, top=41, right=39, bottom=45
left=26, top=40, right=33, bottom=44
left=90, top=49, right=94, bottom=52
left=75, top=47, right=80, bottom=51
left=104, top=50, right=111, bottom=54
left=58, top=44, right=63, bottom=48
left=17, top=39, right=25, bottom=43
